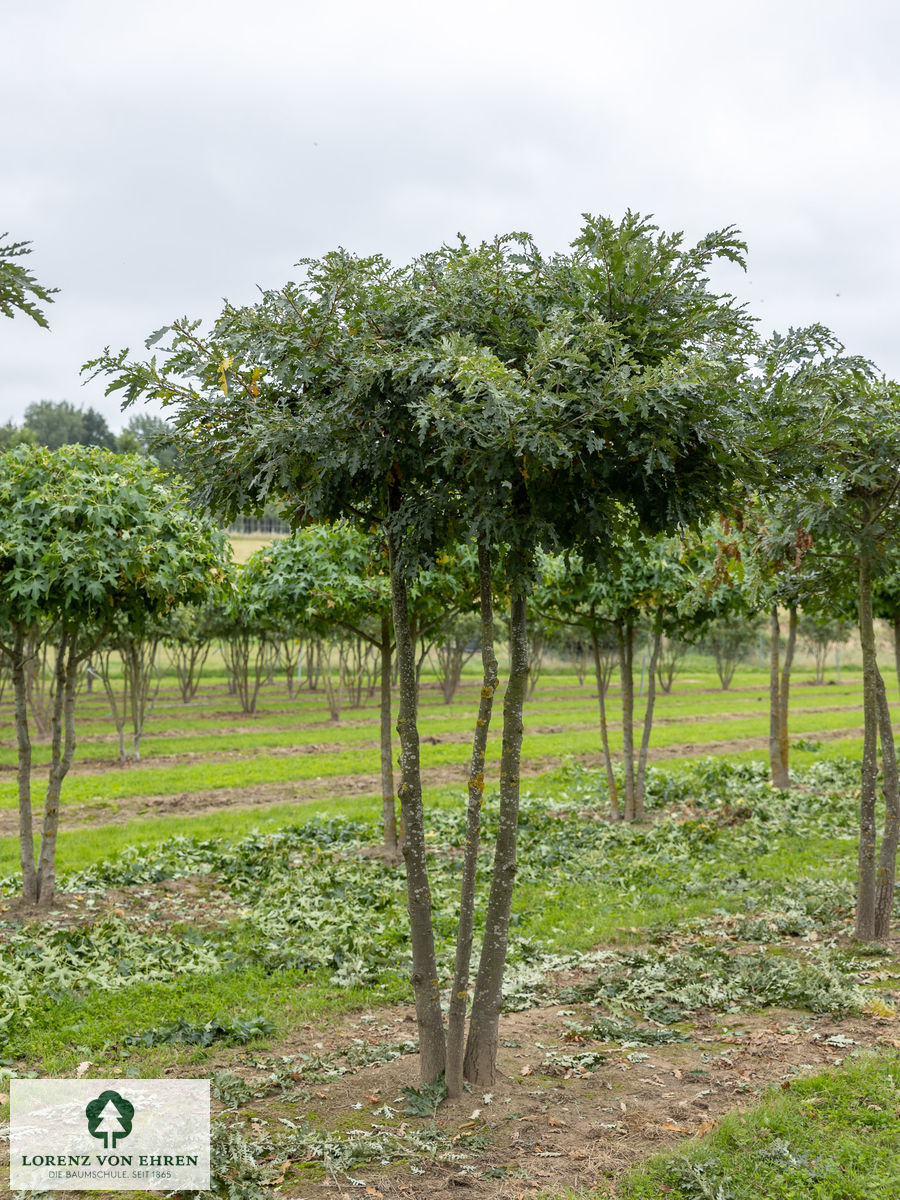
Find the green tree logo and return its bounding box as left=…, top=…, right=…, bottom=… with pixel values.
left=85, top=1090, right=135, bottom=1149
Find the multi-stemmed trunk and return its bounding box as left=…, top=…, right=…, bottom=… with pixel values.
left=35, top=628, right=79, bottom=907
left=9, top=622, right=82, bottom=907
left=768, top=605, right=797, bottom=790
left=379, top=613, right=399, bottom=858
left=99, top=632, right=163, bottom=764
left=873, top=669, right=899, bottom=939
left=856, top=547, right=900, bottom=942
left=656, top=636, right=688, bottom=694
left=221, top=629, right=268, bottom=714
left=635, top=628, right=662, bottom=819
left=617, top=620, right=636, bottom=821
left=388, top=532, right=446, bottom=1083
left=591, top=627, right=619, bottom=820
left=462, top=590, right=529, bottom=1086
left=11, top=626, right=38, bottom=904
left=446, top=540, right=498, bottom=1097
left=433, top=635, right=477, bottom=704
left=615, top=620, right=659, bottom=822
left=168, top=637, right=212, bottom=703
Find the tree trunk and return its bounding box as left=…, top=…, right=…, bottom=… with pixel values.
left=379, top=613, right=398, bottom=857
left=617, top=620, right=636, bottom=821
left=36, top=629, right=78, bottom=907
left=856, top=548, right=879, bottom=941
left=777, top=605, right=797, bottom=786
left=447, top=540, right=498, bottom=1098
left=635, top=628, right=662, bottom=819
left=11, top=626, right=38, bottom=904
left=388, top=533, right=446, bottom=1083
left=591, top=627, right=619, bottom=821
left=874, top=668, right=900, bottom=941
left=768, top=606, right=790, bottom=789
left=463, top=590, right=528, bottom=1086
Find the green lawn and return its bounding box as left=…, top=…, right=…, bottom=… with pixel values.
left=603, top=1052, right=900, bottom=1200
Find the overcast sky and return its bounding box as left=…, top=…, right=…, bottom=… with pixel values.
left=2, top=0, right=897, bottom=428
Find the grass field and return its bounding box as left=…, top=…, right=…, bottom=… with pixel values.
left=1, top=644, right=898, bottom=1198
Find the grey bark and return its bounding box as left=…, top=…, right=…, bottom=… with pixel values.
left=769, top=605, right=797, bottom=789
left=35, top=628, right=78, bottom=907
left=525, top=620, right=547, bottom=700
left=388, top=533, right=446, bottom=1083
left=769, top=607, right=789, bottom=789
left=656, top=636, right=689, bottom=694
left=617, top=620, right=636, bottom=822
left=591, top=627, right=620, bottom=821
left=874, top=668, right=900, bottom=941
left=856, top=548, right=879, bottom=940
left=447, top=540, right=498, bottom=1098
left=779, top=606, right=797, bottom=783
left=169, top=638, right=211, bottom=703
left=635, top=628, right=662, bottom=819
left=380, top=613, right=398, bottom=856
left=11, top=626, right=38, bottom=904
left=463, top=590, right=528, bottom=1086
left=221, top=631, right=267, bottom=714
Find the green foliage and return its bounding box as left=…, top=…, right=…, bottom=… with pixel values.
left=0, top=233, right=57, bottom=327
left=0, top=443, right=227, bottom=634
left=123, top=1015, right=274, bottom=1047
left=87, top=212, right=759, bottom=583
left=562, top=943, right=868, bottom=1021
left=566, top=1015, right=689, bottom=1046
left=401, top=1073, right=448, bottom=1116
left=613, top=1052, right=900, bottom=1200
left=243, top=522, right=389, bottom=638
left=0, top=917, right=224, bottom=1034
left=536, top=530, right=697, bottom=639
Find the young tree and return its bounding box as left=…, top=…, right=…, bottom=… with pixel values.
left=87, top=212, right=758, bottom=1086
left=430, top=612, right=480, bottom=704
left=245, top=524, right=399, bottom=851
left=163, top=600, right=221, bottom=703
left=702, top=610, right=761, bottom=689
left=799, top=609, right=853, bottom=684
left=96, top=612, right=167, bottom=764
left=0, top=444, right=225, bottom=906
left=538, top=531, right=700, bottom=821
left=765, top=367, right=900, bottom=941
left=211, top=562, right=281, bottom=716
left=748, top=328, right=874, bottom=789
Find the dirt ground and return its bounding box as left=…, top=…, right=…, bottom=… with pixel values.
left=4, top=991, right=893, bottom=1199
left=194, top=999, right=900, bottom=1198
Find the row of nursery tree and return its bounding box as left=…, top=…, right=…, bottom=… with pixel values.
left=1, top=508, right=884, bottom=820
left=4, top=216, right=900, bottom=1094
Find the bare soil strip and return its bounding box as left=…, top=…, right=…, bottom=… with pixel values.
left=0, top=699, right=866, bottom=756
left=245, top=1002, right=897, bottom=1199
left=0, top=726, right=867, bottom=838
